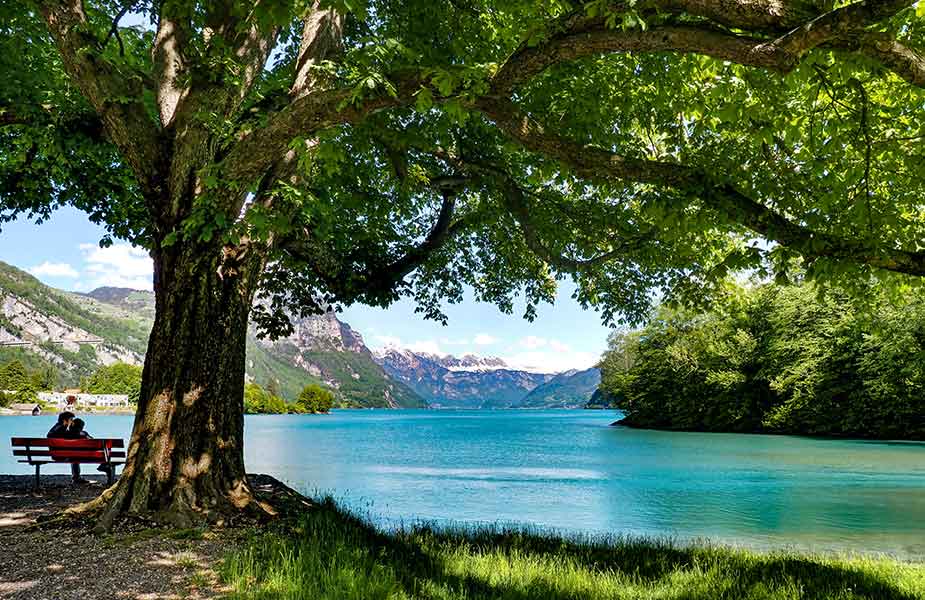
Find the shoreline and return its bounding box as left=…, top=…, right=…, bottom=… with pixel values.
left=2, top=473, right=923, bottom=599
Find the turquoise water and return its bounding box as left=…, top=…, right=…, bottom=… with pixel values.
left=3, top=410, right=925, bottom=557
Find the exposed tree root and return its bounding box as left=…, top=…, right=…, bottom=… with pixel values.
left=32, top=475, right=309, bottom=535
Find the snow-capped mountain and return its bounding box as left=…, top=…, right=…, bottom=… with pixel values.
left=372, top=347, right=600, bottom=409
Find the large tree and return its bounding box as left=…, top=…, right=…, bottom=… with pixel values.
left=2, top=0, right=924, bottom=527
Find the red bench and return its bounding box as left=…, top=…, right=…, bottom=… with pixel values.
left=10, top=437, right=125, bottom=490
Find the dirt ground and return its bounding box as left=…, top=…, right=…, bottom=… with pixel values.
left=0, top=475, right=242, bottom=600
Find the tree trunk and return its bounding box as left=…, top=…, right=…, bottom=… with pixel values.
left=96, top=241, right=264, bottom=530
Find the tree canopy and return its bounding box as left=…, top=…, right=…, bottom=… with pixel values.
left=3, top=0, right=925, bottom=327
left=297, top=383, right=335, bottom=413
left=5, top=0, right=925, bottom=525
left=598, top=281, right=925, bottom=438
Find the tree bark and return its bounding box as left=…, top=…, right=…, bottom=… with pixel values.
left=96, top=239, right=264, bottom=530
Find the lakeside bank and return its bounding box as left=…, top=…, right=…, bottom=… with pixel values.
left=2, top=474, right=923, bottom=600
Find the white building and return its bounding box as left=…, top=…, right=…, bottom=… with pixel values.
left=38, top=391, right=130, bottom=408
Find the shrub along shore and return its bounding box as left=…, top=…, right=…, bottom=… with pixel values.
left=220, top=498, right=925, bottom=600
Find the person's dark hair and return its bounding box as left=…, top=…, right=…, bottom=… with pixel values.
left=57, top=411, right=75, bottom=423
left=71, top=418, right=85, bottom=433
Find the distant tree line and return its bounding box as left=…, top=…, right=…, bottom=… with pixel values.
left=599, top=283, right=925, bottom=439
left=0, top=359, right=144, bottom=408
left=81, top=363, right=143, bottom=404
left=244, top=381, right=335, bottom=415
left=0, top=359, right=53, bottom=406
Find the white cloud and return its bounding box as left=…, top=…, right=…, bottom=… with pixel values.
left=78, top=243, right=153, bottom=290
left=373, top=335, right=404, bottom=349
left=371, top=335, right=447, bottom=356
left=502, top=349, right=598, bottom=374
left=370, top=332, right=597, bottom=374
left=29, top=261, right=79, bottom=278
left=520, top=336, right=548, bottom=350
left=406, top=340, right=445, bottom=356
left=472, top=333, right=498, bottom=346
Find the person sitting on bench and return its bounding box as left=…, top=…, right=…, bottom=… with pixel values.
left=47, top=411, right=88, bottom=484
left=70, top=418, right=113, bottom=479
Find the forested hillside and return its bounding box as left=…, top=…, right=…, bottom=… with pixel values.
left=599, top=283, right=925, bottom=439
left=0, top=261, right=422, bottom=407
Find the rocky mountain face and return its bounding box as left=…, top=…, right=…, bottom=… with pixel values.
left=252, top=311, right=424, bottom=408
left=0, top=261, right=422, bottom=407
left=0, top=259, right=598, bottom=409
left=0, top=262, right=149, bottom=384
left=374, top=348, right=602, bottom=408
left=374, top=348, right=562, bottom=408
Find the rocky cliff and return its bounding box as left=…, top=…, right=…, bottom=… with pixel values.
left=253, top=312, right=424, bottom=408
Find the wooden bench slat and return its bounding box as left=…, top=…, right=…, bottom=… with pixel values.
left=13, top=450, right=125, bottom=460
left=11, top=437, right=125, bottom=449
left=11, top=436, right=127, bottom=489
left=13, top=450, right=126, bottom=459
left=18, top=460, right=125, bottom=465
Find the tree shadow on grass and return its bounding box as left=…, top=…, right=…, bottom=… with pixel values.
left=274, top=499, right=923, bottom=600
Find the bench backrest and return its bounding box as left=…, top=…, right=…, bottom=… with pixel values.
left=10, top=437, right=126, bottom=463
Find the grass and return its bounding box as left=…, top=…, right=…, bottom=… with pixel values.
left=220, top=498, right=925, bottom=600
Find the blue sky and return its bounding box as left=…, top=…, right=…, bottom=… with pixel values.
left=0, top=207, right=613, bottom=372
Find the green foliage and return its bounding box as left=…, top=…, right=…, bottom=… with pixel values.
left=0, top=359, right=38, bottom=404
left=6, top=1, right=925, bottom=336
left=81, top=362, right=143, bottom=404
left=296, top=384, right=335, bottom=414
left=600, top=283, right=925, bottom=438
left=243, top=381, right=304, bottom=414
left=220, top=497, right=925, bottom=600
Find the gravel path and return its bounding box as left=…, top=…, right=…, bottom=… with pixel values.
left=0, top=475, right=240, bottom=600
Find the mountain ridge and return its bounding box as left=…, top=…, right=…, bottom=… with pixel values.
left=373, top=347, right=599, bottom=408
left=0, top=262, right=422, bottom=408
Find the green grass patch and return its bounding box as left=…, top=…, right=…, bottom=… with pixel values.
left=220, top=498, right=925, bottom=599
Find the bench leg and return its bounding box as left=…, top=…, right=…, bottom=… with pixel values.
left=106, top=464, right=114, bottom=486
left=34, top=464, right=40, bottom=492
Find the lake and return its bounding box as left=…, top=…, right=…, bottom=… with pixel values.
left=3, top=409, right=924, bottom=557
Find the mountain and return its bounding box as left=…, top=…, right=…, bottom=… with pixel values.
left=252, top=311, right=424, bottom=408
left=373, top=347, right=555, bottom=408
left=0, top=260, right=423, bottom=408
left=514, top=368, right=601, bottom=408
left=0, top=261, right=148, bottom=384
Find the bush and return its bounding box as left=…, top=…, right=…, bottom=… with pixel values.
left=244, top=381, right=305, bottom=414
left=296, top=384, right=335, bottom=414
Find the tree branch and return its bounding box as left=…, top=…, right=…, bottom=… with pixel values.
left=36, top=0, right=162, bottom=197
left=291, top=2, right=344, bottom=99
left=478, top=97, right=925, bottom=276
left=492, top=0, right=915, bottom=95
left=101, top=0, right=134, bottom=56
left=496, top=175, right=626, bottom=273
left=281, top=188, right=477, bottom=303
left=221, top=73, right=428, bottom=187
